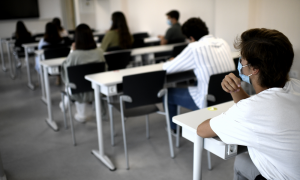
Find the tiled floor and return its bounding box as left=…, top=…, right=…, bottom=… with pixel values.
left=0, top=59, right=235, bottom=180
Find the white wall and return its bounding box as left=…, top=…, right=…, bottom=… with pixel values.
left=95, top=0, right=215, bottom=36
left=0, top=0, right=63, bottom=38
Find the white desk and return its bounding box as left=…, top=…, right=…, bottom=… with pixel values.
left=144, top=36, right=160, bottom=43
left=22, top=42, right=39, bottom=90
left=173, top=101, right=247, bottom=180
left=40, top=57, right=66, bottom=131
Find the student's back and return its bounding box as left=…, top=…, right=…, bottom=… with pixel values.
left=101, top=11, right=133, bottom=51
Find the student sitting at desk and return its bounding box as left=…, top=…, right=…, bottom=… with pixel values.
left=35, top=22, right=63, bottom=74
left=52, top=17, right=69, bottom=37
left=163, top=17, right=235, bottom=133
left=60, top=24, right=106, bottom=123
left=101, top=11, right=133, bottom=52
left=13, top=21, right=33, bottom=67
left=158, top=10, right=186, bottom=45
left=197, top=28, right=300, bottom=180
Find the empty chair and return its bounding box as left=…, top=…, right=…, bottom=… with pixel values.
left=110, top=70, right=174, bottom=169
left=132, top=32, right=150, bottom=48
left=105, top=51, right=131, bottom=71
left=61, top=62, right=106, bottom=145
left=172, top=44, right=188, bottom=57
left=43, top=46, right=70, bottom=59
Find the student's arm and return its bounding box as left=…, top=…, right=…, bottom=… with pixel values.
left=100, top=32, right=111, bottom=52
left=221, top=73, right=249, bottom=103
left=163, top=45, right=195, bottom=74
left=197, top=119, right=217, bottom=138
left=159, top=36, right=168, bottom=45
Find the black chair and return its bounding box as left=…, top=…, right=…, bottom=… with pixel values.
left=207, top=70, right=239, bottom=107
left=43, top=46, right=70, bottom=59
left=106, top=46, right=122, bottom=52
left=155, top=44, right=188, bottom=64
left=132, top=32, right=150, bottom=48
left=110, top=70, right=174, bottom=169
left=68, top=30, right=75, bottom=35
left=172, top=44, right=188, bottom=57
left=42, top=44, right=69, bottom=50
left=62, top=37, right=74, bottom=46
left=105, top=51, right=132, bottom=71
left=61, top=62, right=106, bottom=145
left=94, top=34, right=105, bottom=43
left=255, top=175, right=267, bottom=180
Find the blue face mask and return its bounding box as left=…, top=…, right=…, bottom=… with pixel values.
left=167, top=19, right=172, bottom=26
left=237, top=57, right=252, bottom=84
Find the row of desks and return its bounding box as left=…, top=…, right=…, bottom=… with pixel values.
left=39, top=51, right=240, bottom=180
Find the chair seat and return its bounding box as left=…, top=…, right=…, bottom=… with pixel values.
left=111, top=103, right=159, bottom=117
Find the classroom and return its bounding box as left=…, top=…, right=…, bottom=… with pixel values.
left=0, top=0, right=300, bottom=180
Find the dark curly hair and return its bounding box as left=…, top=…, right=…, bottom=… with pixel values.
left=110, top=12, right=132, bottom=49
left=181, top=17, right=209, bottom=41
left=234, top=28, right=294, bottom=88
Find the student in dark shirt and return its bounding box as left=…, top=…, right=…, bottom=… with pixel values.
left=158, top=10, right=186, bottom=45
left=13, top=21, right=33, bottom=67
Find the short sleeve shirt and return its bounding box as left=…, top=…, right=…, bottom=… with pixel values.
left=164, top=23, right=186, bottom=43
left=210, top=79, right=300, bottom=180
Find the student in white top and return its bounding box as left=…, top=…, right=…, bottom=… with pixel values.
left=197, top=28, right=300, bottom=180
left=163, top=17, right=235, bottom=133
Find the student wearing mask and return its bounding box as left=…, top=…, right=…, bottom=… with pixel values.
left=60, top=24, right=106, bottom=123
left=101, top=11, right=133, bottom=52
left=35, top=22, right=63, bottom=73
left=52, top=17, right=69, bottom=37
left=163, top=17, right=235, bottom=133
left=197, top=28, right=300, bottom=180
left=158, top=10, right=186, bottom=45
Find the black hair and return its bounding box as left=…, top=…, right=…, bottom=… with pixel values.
left=166, top=10, right=180, bottom=21
left=52, top=17, right=63, bottom=31
left=15, top=21, right=31, bottom=39
left=44, top=22, right=62, bottom=44
left=75, top=24, right=97, bottom=50
left=181, top=17, right=209, bottom=41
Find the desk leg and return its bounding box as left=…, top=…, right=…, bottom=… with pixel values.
left=43, top=66, right=58, bottom=131
left=193, top=135, right=204, bottom=180
left=25, top=47, right=35, bottom=90
left=6, top=41, right=16, bottom=79
left=107, top=96, right=115, bottom=146
left=0, top=40, right=7, bottom=72
left=91, top=83, right=116, bottom=171
left=39, top=55, right=47, bottom=104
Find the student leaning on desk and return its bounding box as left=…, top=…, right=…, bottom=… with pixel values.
left=163, top=17, right=235, bottom=134
left=60, top=24, right=106, bottom=123
left=197, top=28, right=300, bottom=180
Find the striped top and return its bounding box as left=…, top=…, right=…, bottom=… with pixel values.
left=163, top=35, right=235, bottom=109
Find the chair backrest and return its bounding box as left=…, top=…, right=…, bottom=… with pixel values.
left=106, top=46, right=122, bottom=52
left=95, top=34, right=105, bottom=43
left=67, top=62, right=106, bottom=94
left=168, top=38, right=186, bottom=44
left=132, top=32, right=150, bottom=48
left=123, top=70, right=166, bottom=109
left=172, top=44, right=188, bottom=57
left=207, top=70, right=239, bottom=107
left=105, top=51, right=132, bottom=71
left=44, top=46, right=70, bottom=60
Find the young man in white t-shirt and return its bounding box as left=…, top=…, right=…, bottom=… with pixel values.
left=197, top=28, right=300, bottom=180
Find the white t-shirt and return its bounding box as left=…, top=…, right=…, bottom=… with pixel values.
left=210, top=78, right=300, bottom=180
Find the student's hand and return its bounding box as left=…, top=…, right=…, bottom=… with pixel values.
left=158, top=35, right=163, bottom=39
left=168, top=57, right=175, bottom=61
left=71, top=42, right=76, bottom=50
left=221, top=73, right=241, bottom=93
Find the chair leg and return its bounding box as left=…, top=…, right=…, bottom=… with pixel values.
left=207, top=151, right=212, bottom=170
left=67, top=97, right=76, bottom=146
left=61, top=93, right=68, bottom=129
left=176, top=106, right=181, bottom=147
left=120, top=113, right=129, bottom=169
left=145, top=115, right=150, bottom=139
left=107, top=97, right=115, bottom=146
